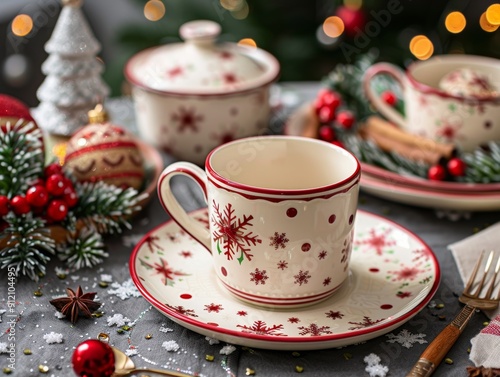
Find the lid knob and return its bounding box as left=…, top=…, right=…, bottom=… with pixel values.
left=179, top=20, right=221, bottom=46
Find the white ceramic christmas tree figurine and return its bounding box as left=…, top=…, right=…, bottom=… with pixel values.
left=33, top=0, right=109, bottom=135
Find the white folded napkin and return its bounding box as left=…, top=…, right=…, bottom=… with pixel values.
left=449, top=221, right=500, bottom=319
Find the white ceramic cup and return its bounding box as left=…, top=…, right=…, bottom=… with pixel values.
left=363, top=55, right=500, bottom=152
left=158, top=136, right=360, bottom=308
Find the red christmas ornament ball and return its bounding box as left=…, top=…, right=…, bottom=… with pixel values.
left=318, top=125, right=336, bottom=142
left=0, top=195, right=9, bottom=216
left=336, top=110, right=355, bottom=129
left=26, top=185, right=49, bottom=208
left=72, top=339, right=115, bottom=377
left=10, top=195, right=30, bottom=215
left=64, top=123, right=145, bottom=190
left=46, top=199, right=68, bottom=222
left=428, top=164, right=446, bottom=181
left=447, top=157, right=466, bottom=177
left=318, top=105, right=336, bottom=124
left=315, top=89, right=342, bottom=113
left=44, top=163, right=62, bottom=177
left=381, top=91, right=397, bottom=106
left=46, top=174, right=67, bottom=197
left=63, top=188, right=78, bottom=208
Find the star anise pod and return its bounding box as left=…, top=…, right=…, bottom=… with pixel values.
left=49, top=286, right=101, bottom=324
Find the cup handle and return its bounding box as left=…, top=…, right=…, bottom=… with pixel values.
left=157, top=162, right=212, bottom=253
left=363, top=62, right=406, bottom=128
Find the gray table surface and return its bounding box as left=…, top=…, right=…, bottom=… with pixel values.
left=1, top=83, right=499, bottom=377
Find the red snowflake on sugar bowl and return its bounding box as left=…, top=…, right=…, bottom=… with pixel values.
left=211, top=201, right=262, bottom=264
left=171, top=106, right=204, bottom=133
left=269, top=232, right=289, bottom=250
left=298, top=323, right=333, bottom=336
left=294, top=270, right=311, bottom=286
left=250, top=268, right=269, bottom=285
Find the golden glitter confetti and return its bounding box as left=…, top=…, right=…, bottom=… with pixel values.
left=117, top=328, right=125, bottom=334
left=245, top=368, right=255, bottom=376
left=2, top=367, right=12, bottom=374
left=56, top=273, right=67, bottom=280
left=99, top=281, right=109, bottom=288
left=33, top=289, right=43, bottom=297
left=23, top=349, right=32, bottom=355
left=436, top=303, right=444, bottom=309
left=205, top=354, right=215, bottom=361
left=295, top=365, right=304, bottom=373
left=291, top=351, right=301, bottom=357
left=92, top=311, right=104, bottom=318
left=12, top=14, right=33, bottom=37
left=122, top=325, right=131, bottom=331
left=483, top=321, right=490, bottom=326
left=444, top=358, right=453, bottom=365
left=38, top=365, right=49, bottom=373
left=145, top=334, right=153, bottom=339
left=343, top=352, right=353, bottom=360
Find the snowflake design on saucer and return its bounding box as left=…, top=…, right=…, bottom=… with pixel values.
left=348, top=316, right=385, bottom=330
left=269, top=232, right=289, bottom=250
left=165, top=305, right=198, bottom=318
left=211, top=201, right=262, bottom=264
left=171, top=105, right=204, bottom=133
left=204, top=303, right=223, bottom=313
left=249, top=268, right=269, bottom=285
left=298, top=323, right=333, bottom=336
left=237, top=320, right=286, bottom=336
left=144, top=235, right=163, bottom=253
left=318, top=250, right=327, bottom=259
left=325, top=310, right=344, bottom=320
left=387, top=265, right=424, bottom=282
left=355, top=227, right=396, bottom=256
left=386, top=329, right=427, bottom=349
left=139, top=257, right=189, bottom=286
left=294, top=270, right=311, bottom=286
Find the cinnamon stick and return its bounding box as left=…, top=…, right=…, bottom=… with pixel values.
left=364, top=116, right=455, bottom=159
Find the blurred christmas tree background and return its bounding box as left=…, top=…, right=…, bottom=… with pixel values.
left=1, top=0, right=499, bottom=103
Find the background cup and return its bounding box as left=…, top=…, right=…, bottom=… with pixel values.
left=363, top=55, right=500, bottom=152
left=158, top=136, right=360, bottom=308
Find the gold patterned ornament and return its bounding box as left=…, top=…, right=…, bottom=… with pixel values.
left=64, top=105, right=145, bottom=190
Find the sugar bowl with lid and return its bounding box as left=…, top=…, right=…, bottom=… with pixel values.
left=125, top=20, right=280, bottom=165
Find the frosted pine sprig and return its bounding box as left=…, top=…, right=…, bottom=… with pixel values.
left=58, top=229, right=108, bottom=270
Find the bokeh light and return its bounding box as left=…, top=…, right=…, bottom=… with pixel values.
left=486, top=4, right=500, bottom=25
left=343, top=0, right=363, bottom=11
left=11, top=14, right=33, bottom=37
left=480, top=12, right=499, bottom=32
left=445, top=11, right=466, bottom=33
left=144, top=0, right=165, bottom=22
left=220, top=0, right=244, bottom=11
left=231, top=1, right=249, bottom=19
left=238, top=38, right=257, bottom=48
left=410, top=35, right=434, bottom=60
left=323, top=16, right=345, bottom=38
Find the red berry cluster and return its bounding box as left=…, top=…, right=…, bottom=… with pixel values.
left=0, top=163, right=78, bottom=222
left=427, top=157, right=467, bottom=181
left=314, top=89, right=356, bottom=148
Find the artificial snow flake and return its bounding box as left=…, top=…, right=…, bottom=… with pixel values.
left=107, top=279, right=141, bottom=300
left=162, top=340, right=180, bottom=352
left=363, top=353, right=381, bottom=366
left=54, top=311, right=66, bottom=319
left=0, top=342, right=9, bottom=353
left=159, top=324, right=174, bottom=333
left=365, top=363, right=389, bottom=377
left=205, top=336, right=220, bottom=345
left=125, top=348, right=138, bottom=357
left=43, top=332, right=63, bottom=344
left=54, top=267, right=69, bottom=276
left=107, top=313, right=130, bottom=327
left=386, top=329, right=427, bottom=349
left=122, top=234, right=145, bottom=248
left=100, top=274, right=113, bottom=283
left=220, top=345, right=236, bottom=355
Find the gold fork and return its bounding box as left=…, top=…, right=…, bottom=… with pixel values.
left=406, top=250, right=500, bottom=377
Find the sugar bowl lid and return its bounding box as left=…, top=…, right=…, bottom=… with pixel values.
left=125, top=20, right=280, bottom=95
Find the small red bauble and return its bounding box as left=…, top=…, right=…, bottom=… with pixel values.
left=44, top=163, right=62, bottom=177
left=316, top=89, right=341, bottom=111
left=46, top=174, right=66, bottom=196
left=63, top=188, right=78, bottom=208
left=46, top=199, right=68, bottom=222
left=10, top=195, right=30, bottom=215
left=428, top=165, right=446, bottom=181
left=318, top=106, right=336, bottom=124
left=381, top=91, right=397, bottom=106
left=72, top=339, right=115, bottom=377
left=0, top=195, right=10, bottom=216
left=447, top=157, right=466, bottom=176
left=336, top=110, right=355, bottom=129
left=26, top=186, right=49, bottom=208
left=318, top=125, right=336, bottom=142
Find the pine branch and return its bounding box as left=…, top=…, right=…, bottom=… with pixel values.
left=72, top=181, right=147, bottom=234
left=0, top=120, right=44, bottom=197
left=58, top=228, right=109, bottom=270
left=461, top=142, right=500, bottom=183
left=0, top=213, right=55, bottom=280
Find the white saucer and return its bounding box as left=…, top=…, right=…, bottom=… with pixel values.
left=130, top=209, right=440, bottom=351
